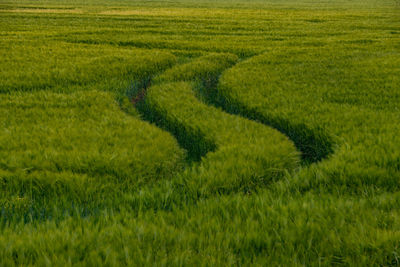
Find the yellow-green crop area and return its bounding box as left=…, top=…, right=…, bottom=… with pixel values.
left=1, top=0, right=400, bottom=265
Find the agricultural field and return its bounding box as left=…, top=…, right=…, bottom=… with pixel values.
left=0, top=0, right=400, bottom=265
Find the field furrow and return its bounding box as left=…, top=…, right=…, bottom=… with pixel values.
left=138, top=54, right=300, bottom=195
left=1, top=1, right=400, bottom=264
left=218, top=48, right=400, bottom=193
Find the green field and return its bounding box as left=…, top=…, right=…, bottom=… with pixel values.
left=1, top=0, right=400, bottom=265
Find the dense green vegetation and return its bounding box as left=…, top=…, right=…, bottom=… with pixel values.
left=1, top=0, right=399, bottom=265
left=143, top=53, right=299, bottom=195
left=0, top=90, right=185, bottom=213
left=218, top=48, right=400, bottom=193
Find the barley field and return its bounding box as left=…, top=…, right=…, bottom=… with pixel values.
left=1, top=0, right=400, bottom=265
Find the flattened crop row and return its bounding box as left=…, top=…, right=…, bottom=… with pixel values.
left=139, top=53, right=300, bottom=195
left=217, top=49, right=400, bottom=192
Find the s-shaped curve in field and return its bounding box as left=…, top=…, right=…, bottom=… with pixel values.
left=137, top=53, right=300, bottom=195
left=217, top=50, right=400, bottom=193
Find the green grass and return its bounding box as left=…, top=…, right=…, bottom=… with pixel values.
left=0, top=40, right=177, bottom=96
left=142, top=53, right=299, bottom=195
left=1, top=0, right=400, bottom=265
left=217, top=47, right=400, bottom=193
left=0, top=90, right=185, bottom=221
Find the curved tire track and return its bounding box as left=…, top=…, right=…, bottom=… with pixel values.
left=136, top=53, right=300, bottom=195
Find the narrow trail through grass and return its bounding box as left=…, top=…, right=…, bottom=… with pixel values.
left=135, top=53, right=300, bottom=195
left=217, top=49, right=400, bottom=193
left=195, top=55, right=334, bottom=164
left=1, top=1, right=400, bottom=264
